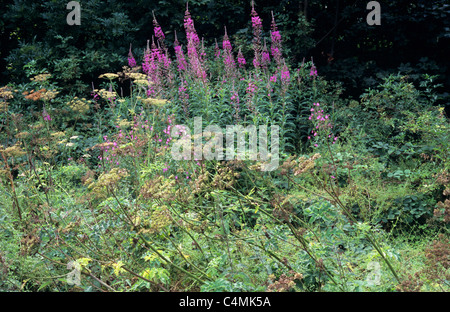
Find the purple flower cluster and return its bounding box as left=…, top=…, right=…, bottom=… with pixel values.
left=307, top=103, right=337, bottom=147
left=140, top=31, right=175, bottom=96
left=153, top=16, right=165, bottom=44
left=310, top=63, right=318, bottom=77
left=222, top=28, right=233, bottom=52
left=128, top=44, right=137, bottom=68
left=237, top=48, right=246, bottom=68
left=251, top=4, right=263, bottom=69
left=184, top=8, right=200, bottom=46
left=270, top=11, right=285, bottom=73
left=281, top=63, right=290, bottom=84
left=142, top=39, right=159, bottom=79
left=142, top=43, right=151, bottom=75
left=222, top=27, right=236, bottom=78
left=261, top=39, right=271, bottom=69
left=43, top=109, right=51, bottom=121
left=126, top=6, right=296, bottom=125
left=174, top=32, right=188, bottom=72
left=183, top=6, right=207, bottom=83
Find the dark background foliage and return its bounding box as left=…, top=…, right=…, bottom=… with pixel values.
left=1, top=0, right=449, bottom=104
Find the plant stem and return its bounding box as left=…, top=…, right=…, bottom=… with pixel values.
left=1, top=151, right=22, bottom=223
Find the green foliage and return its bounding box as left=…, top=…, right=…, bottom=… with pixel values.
left=0, top=2, right=449, bottom=293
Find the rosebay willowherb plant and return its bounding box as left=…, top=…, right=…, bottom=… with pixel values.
left=122, top=3, right=308, bottom=153
left=110, top=3, right=401, bottom=285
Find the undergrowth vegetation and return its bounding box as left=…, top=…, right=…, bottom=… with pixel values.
left=0, top=5, right=449, bottom=292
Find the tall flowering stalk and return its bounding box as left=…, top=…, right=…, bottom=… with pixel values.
left=222, top=27, right=236, bottom=80
left=261, top=39, right=271, bottom=70
left=142, top=42, right=151, bottom=75
left=149, top=38, right=162, bottom=96
left=141, top=36, right=169, bottom=97
left=222, top=27, right=232, bottom=53
left=161, top=47, right=175, bottom=90
left=152, top=12, right=166, bottom=49
left=251, top=3, right=262, bottom=70
left=174, top=31, right=188, bottom=73
left=280, top=61, right=290, bottom=92
left=144, top=13, right=176, bottom=94
left=42, top=108, right=52, bottom=122
left=214, top=38, right=221, bottom=59
left=184, top=5, right=207, bottom=83
left=128, top=44, right=137, bottom=68
left=184, top=4, right=200, bottom=48
left=237, top=48, right=246, bottom=69
left=245, top=76, right=258, bottom=116
left=310, top=58, right=318, bottom=78
left=270, top=11, right=284, bottom=67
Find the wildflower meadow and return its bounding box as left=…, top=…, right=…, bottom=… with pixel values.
left=0, top=1, right=449, bottom=295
